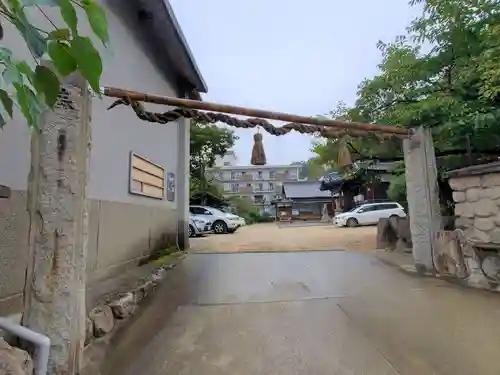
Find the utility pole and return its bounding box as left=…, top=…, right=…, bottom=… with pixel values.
left=23, top=74, right=91, bottom=375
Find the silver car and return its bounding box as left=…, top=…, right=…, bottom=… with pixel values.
left=189, top=215, right=213, bottom=237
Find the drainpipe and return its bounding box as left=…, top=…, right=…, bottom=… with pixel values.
left=0, top=318, right=51, bottom=375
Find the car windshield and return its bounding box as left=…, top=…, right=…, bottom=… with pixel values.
left=209, top=208, right=226, bottom=215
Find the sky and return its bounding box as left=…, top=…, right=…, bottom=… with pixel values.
left=170, top=0, right=422, bottom=166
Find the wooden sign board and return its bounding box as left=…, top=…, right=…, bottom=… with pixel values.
left=129, top=152, right=165, bottom=199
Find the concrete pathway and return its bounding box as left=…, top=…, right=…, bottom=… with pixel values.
left=106, top=251, right=500, bottom=375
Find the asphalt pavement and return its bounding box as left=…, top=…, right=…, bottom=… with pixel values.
left=102, top=250, right=500, bottom=375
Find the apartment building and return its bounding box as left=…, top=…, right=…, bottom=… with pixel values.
left=206, top=164, right=304, bottom=213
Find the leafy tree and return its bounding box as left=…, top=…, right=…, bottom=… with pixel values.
left=0, top=0, right=107, bottom=128
left=310, top=0, right=500, bottom=179
left=190, top=121, right=237, bottom=202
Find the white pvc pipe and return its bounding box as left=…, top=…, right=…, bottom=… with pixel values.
left=0, top=318, right=51, bottom=375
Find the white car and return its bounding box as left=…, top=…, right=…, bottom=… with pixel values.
left=189, top=205, right=246, bottom=234
left=189, top=215, right=213, bottom=237
left=333, top=202, right=406, bottom=227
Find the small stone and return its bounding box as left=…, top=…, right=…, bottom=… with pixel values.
left=489, top=229, right=500, bottom=243
left=474, top=198, right=496, bottom=217
left=449, top=176, right=481, bottom=191
left=90, top=305, right=115, bottom=338
left=108, top=293, right=136, bottom=319
left=466, top=188, right=481, bottom=202
left=481, top=173, right=500, bottom=188
left=455, top=202, right=474, bottom=218
left=151, top=267, right=167, bottom=282
left=472, top=228, right=491, bottom=242
left=452, top=191, right=466, bottom=203
left=133, top=281, right=156, bottom=302
left=0, top=338, right=33, bottom=375
left=455, top=217, right=473, bottom=229
left=474, top=217, right=494, bottom=232
left=483, top=187, right=500, bottom=200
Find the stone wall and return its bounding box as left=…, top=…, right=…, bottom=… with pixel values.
left=450, top=172, right=500, bottom=243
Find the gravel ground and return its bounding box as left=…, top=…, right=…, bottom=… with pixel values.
left=190, top=222, right=377, bottom=253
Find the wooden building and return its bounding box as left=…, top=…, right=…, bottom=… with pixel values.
left=272, top=181, right=333, bottom=221
left=319, top=162, right=398, bottom=212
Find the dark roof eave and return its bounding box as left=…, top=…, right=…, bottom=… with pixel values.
left=134, top=0, right=208, bottom=94
left=443, top=161, right=500, bottom=179
left=160, top=0, right=207, bottom=93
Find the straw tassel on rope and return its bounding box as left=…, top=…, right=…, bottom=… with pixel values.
left=251, top=131, right=267, bottom=165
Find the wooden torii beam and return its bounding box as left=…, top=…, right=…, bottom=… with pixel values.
left=102, top=86, right=410, bottom=137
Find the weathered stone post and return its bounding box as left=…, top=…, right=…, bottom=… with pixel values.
left=403, top=126, right=442, bottom=273
left=23, top=73, right=91, bottom=375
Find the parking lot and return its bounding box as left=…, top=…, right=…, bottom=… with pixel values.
left=190, top=222, right=378, bottom=253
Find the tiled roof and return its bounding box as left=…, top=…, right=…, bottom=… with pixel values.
left=283, top=181, right=332, bottom=199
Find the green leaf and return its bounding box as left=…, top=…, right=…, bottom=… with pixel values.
left=70, top=36, right=102, bottom=93
left=34, top=66, right=60, bottom=107
left=14, top=83, right=33, bottom=126
left=3, top=65, right=23, bottom=85
left=59, top=0, right=78, bottom=34
left=0, top=47, right=12, bottom=61
left=82, top=0, right=109, bottom=45
left=0, top=89, right=14, bottom=118
left=0, top=112, right=5, bottom=128
left=15, top=61, right=34, bottom=83
left=48, top=29, right=71, bottom=41
left=48, top=41, right=76, bottom=76
left=12, top=15, right=47, bottom=57
left=21, top=0, right=59, bottom=5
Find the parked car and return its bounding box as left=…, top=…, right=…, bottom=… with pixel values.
left=189, top=205, right=246, bottom=234
left=189, top=215, right=213, bottom=237
left=333, top=202, right=406, bottom=227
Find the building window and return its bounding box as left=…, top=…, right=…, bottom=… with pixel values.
left=257, top=170, right=263, bottom=179
left=231, top=183, right=239, bottom=192
left=269, top=182, right=275, bottom=191
left=257, top=183, right=264, bottom=191
left=231, top=171, right=238, bottom=180
left=247, top=183, right=251, bottom=187
left=224, top=162, right=231, bottom=166
left=269, top=170, right=276, bottom=179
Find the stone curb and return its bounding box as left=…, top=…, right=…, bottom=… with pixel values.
left=85, top=255, right=185, bottom=346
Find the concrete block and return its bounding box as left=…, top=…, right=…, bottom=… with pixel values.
left=449, top=176, right=481, bottom=191
left=455, top=202, right=474, bottom=218
left=452, top=191, right=466, bottom=203
left=474, top=198, right=496, bottom=217
left=481, top=172, right=500, bottom=188
left=466, top=188, right=481, bottom=202
left=455, top=217, right=473, bottom=229
left=472, top=228, right=491, bottom=242
left=482, top=187, right=500, bottom=200
left=474, top=217, right=494, bottom=232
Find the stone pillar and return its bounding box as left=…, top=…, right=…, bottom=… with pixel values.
left=176, top=116, right=189, bottom=250
left=23, top=74, right=91, bottom=375
left=403, top=126, right=442, bottom=273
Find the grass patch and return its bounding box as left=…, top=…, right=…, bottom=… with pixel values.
left=151, top=250, right=186, bottom=267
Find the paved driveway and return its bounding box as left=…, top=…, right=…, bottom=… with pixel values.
left=191, top=222, right=377, bottom=252
left=107, top=251, right=500, bottom=375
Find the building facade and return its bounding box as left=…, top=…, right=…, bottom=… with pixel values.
left=207, top=164, right=304, bottom=213
left=0, top=0, right=205, bottom=316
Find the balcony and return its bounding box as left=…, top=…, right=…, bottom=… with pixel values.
left=240, top=174, right=254, bottom=182
left=239, top=186, right=253, bottom=193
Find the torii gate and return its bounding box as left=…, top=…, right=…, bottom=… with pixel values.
left=102, top=87, right=442, bottom=274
